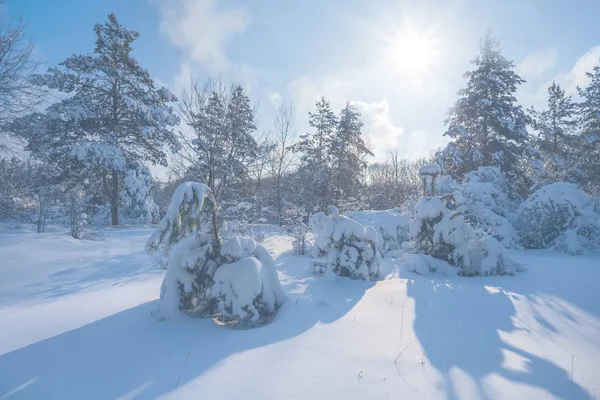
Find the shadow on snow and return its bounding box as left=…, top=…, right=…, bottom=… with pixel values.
left=404, top=262, right=594, bottom=400
left=0, top=256, right=374, bottom=399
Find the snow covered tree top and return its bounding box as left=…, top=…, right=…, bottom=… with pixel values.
left=146, top=182, right=214, bottom=255
left=30, top=13, right=180, bottom=167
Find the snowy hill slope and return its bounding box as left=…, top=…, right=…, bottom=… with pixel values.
left=0, top=226, right=599, bottom=399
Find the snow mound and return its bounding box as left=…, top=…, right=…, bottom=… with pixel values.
left=518, top=183, right=600, bottom=254
left=212, top=255, right=284, bottom=324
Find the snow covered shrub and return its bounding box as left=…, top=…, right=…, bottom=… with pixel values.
left=517, top=183, right=600, bottom=254
left=406, top=194, right=520, bottom=276
left=409, top=196, right=473, bottom=269
left=120, top=161, right=159, bottom=224
left=435, top=167, right=520, bottom=249
left=460, top=167, right=520, bottom=248
left=344, top=210, right=409, bottom=256
left=146, top=182, right=285, bottom=327
left=310, top=205, right=381, bottom=280
left=67, top=188, right=90, bottom=239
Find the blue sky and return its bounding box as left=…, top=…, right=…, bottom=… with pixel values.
left=6, top=0, right=600, bottom=163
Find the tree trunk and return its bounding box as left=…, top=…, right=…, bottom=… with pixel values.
left=276, top=175, right=282, bottom=226
left=110, top=169, right=120, bottom=226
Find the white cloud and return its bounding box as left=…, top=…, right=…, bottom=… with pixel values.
left=518, top=45, right=600, bottom=111
left=268, top=92, right=282, bottom=108
left=552, top=45, right=600, bottom=96
left=352, top=99, right=404, bottom=161
left=517, top=47, right=558, bottom=80
left=287, top=72, right=448, bottom=163
left=153, top=0, right=249, bottom=71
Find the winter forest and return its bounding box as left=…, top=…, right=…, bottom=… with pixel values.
left=1, top=3, right=600, bottom=400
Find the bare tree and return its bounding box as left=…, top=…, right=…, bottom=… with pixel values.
left=268, top=102, right=297, bottom=224
left=0, top=11, right=41, bottom=121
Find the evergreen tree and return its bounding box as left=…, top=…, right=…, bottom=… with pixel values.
left=529, top=81, right=577, bottom=183
left=330, top=103, right=373, bottom=208
left=439, top=34, right=529, bottom=182
left=291, top=97, right=337, bottom=211
left=577, top=61, right=600, bottom=194
left=178, top=80, right=259, bottom=203
left=27, top=14, right=179, bottom=225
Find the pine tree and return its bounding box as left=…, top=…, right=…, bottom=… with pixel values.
left=439, top=34, right=529, bottom=182
left=330, top=103, right=373, bottom=208
left=27, top=14, right=179, bottom=225
left=291, top=97, right=337, bottom=211
left=528, top=81, right=577, bottom=183
left=577, top=61, right=600, bottom=194
left=178, top=80, right=259, bottom=203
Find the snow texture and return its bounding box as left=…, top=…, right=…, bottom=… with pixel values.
left=1, top=226, right=599, bottom=400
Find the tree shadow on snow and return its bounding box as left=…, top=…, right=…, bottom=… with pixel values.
left=404, top=271, right=593, bottom=400
left=0, top=258, right=374, bottom=399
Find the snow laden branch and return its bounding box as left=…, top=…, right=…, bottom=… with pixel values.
left=146, top=182, right=285, bottom=327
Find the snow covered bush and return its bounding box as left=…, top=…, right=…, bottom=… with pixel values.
left=146, top=182, right=285, bottom=327
left=405, top=194, right=520, bottom=276
left=120, top=161, right=159, bottom=224
left=344, top=210, right=409, bottom=256
left=460, top=167, right=520, bottom=248
left=310, top=205, right=381, bottom=280
left=409, top=196, right=473, bottom=269
left=517, top=183, right=600, bottom=254
left=435, top=167, right=520, bottom=249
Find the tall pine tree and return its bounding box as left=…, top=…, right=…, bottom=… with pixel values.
left=439, top=34, right=529, bottom=183
left=577, top=60, right=600, bottom=194
left=330, top=103, right=373, bottom=208
left=291, top=97, right=337, bottom=211
left=529, top=81, right=577, bottom=183
left=27, top=14, right=179, bottom=225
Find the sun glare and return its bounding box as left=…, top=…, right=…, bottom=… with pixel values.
left=380, top=25, right=441, bottom=83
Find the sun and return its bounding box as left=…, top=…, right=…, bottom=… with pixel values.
left=378, top=24, right=441, bottom=83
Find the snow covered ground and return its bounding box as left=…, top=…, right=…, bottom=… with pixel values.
left=0, top=225, right=599, bottom=400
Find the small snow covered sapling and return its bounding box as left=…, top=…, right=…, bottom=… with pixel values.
left=310, top=205, right=381, bottom=280
left=146, top=182, right=285, bottom=327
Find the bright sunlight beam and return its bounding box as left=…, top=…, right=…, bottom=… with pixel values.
left=378, top=23, right=442, bottom=84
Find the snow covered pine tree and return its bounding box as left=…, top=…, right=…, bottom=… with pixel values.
left=28, top=14, right=179, bottom=226
left=438, top=34, right=530, bottom=191
left=146, top=182, right=285, bottom=327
